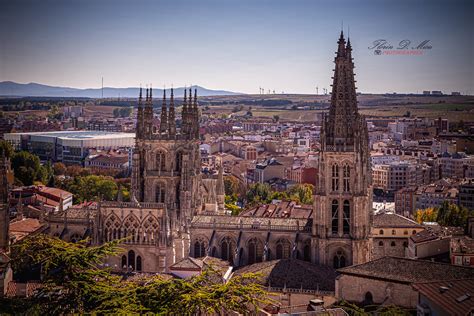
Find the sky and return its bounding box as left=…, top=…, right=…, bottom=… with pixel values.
left=0, top=0, right=473, bottom=94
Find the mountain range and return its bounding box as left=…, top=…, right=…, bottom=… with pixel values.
left=0, top=81, right=239, bottom=98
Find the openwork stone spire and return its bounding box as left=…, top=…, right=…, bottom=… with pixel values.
left=160, top=89, right=168, bottom=134
left=136, top=86, right=143, bottom=140
left=168, top=88, right=176, bottom=137
left=324, top=31, right=360, bottom=151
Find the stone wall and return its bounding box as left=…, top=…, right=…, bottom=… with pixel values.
left=336, top=274, right=418, bottom=308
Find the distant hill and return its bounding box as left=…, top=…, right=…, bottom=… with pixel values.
left=0, top=81, right=240, bottom=98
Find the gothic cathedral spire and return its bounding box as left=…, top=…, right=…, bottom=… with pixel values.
left=325, top=31, right=359, bottom=151
left=160, top=89, right=168, bottom=135
left=136, top=86, right=144, bottom=140
left=168, top=88, right=176, bottom=137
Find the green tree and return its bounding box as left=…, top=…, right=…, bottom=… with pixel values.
left=436, top=201, right=472, bottom=227
left=246, top=183, right=272, bottom=206
left=0, top=140, right=13, bottom=158
left=224, top=175, right=239, bottom=196
left=288, top=184, right=314, bottom=204
left=3, top=235, right=269, bottom=315
left=11, top=151, right=42, bottom=185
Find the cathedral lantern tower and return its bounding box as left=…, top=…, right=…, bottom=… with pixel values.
left=313, top=32, right=372, bottom=268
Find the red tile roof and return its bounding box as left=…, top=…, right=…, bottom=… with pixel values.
left=413, top=279, right=474, bottom=315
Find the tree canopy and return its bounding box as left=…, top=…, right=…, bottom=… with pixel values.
left=2, top=235, right=269, bottom=315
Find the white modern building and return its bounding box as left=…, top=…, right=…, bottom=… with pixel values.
left=4, top=131, right=135, bottom=165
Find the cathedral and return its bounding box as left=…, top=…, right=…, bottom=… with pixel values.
left=48, top=87, right=225, bottom=272
left=45, top=32, right=372, bottom=272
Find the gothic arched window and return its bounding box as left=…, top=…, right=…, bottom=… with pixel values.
left=331, top=164, right=339, bottom=192
left=175, top=151, right=183, bottom=172
left=128, top=250, right=135, bottom=270
left=121, top=255, right=127, bottom=269
left=123, top=215, right=140, bottom=243
left=248, top=238, right=263, bottom=265
left=276, top=239, right=291, bottom=260
left=142, top=215, right=160, bottom=244
left=155, top=182, right=166, bottom=203
left=221, top=237, right=234, bottom=264
left=343, top=164, right=350, bottom=192
left=194, top=238, right=206, bottom=258
left=156, top=151, right=166, bottom=171
left=343, top=200, right=350, bottom=235
left=303, top=240, right=311, bottom=262
left=331, top=199, right=339, bottom=235
left=136, top=256, right=142, bottom=271
left=378, top=241, right=384, bottom=246
left=333, top=250, right=346, bottom=269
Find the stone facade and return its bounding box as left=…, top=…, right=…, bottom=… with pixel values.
left=190, top=32, right=372, bottom=269
left=47, top=88, right=224, bottom=273
left=313, top=32, right=372, bottom=267
left=46, top=33, right=372, bottom=272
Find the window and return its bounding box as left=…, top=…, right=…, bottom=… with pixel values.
left=343, top=200, right=350, bottom=234
left=128, top=250, right=135, bottom=270
left=194, top=240, right=206, bottom=258
left=392, top=229, right=396, bottom=235
left=403, top=241, right=408, bottom=247
left=390, top=241, right=396, bottom=247
left=332, top=164, right=339, bottom=191
left=221, top=237, right=233, bottom=264
left=121, top=255, right=127, bottom=269
left=343, top=164, right=350, bottom=192
left=276, top=239, right=291, bottom=260
left=412, top=230, right=417, bottom=235
left=155, top=183, right=166, bottom=203
left=404, top=230, right=408, bottom=235
left=333, top=250, right=346, bottom=269
left=379, top=229, right=384, bottom=235
left=156, top=151, right=165, bottom=171
left=175, top=151, right=183, bottom=172
left=332, top=200, right=339, bottom=234
left=136, top=256, right=142, bottom=271
left=378, top=241, right=384, bottom=247
left=303, top=241, right=311, bottom=262
left=248, top=239, right=263, bottom=264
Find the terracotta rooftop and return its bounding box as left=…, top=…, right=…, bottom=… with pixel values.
left=235, top=259, right=336, bottom=292
left=9, top=218, right=45, bottom=241
left=373, top=213, right=422, bottom=228
left=413, top=279, right=474, bottom=316
left=338, top=257, right=474, bottom=284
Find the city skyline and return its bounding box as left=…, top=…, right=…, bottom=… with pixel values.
left=1, top=0, right=473, bottom=95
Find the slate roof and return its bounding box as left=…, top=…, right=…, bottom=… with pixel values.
left=239, top=200, right=313, bottom=219
left=413, top=279, right=474, bottom=316
left=170, top=256, right=230, bottom=272
left=338, top=257, right=474, bottom=284
left=234, top=259, right=336, bottom=292
left=373, top=213, right=422, bottom=228
left=191, top=214, right=311, bottom=229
